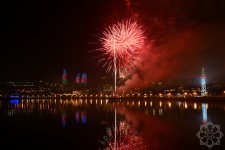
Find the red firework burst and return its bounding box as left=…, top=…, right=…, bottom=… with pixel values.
left=99, top=20, right=145, bottom=77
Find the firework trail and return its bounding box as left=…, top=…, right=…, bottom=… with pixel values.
left=98, top=19, right=145, bottom=78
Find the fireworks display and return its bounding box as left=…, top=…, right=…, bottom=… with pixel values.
left=99, top=20, right=145, bottom=77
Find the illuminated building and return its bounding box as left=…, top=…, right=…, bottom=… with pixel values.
left=75, top=73, right=81, bottom=84
left=62, top=69, right=68, bottom=85
left=201, top=67, right=207, bottom=96
left=81, top=73, right=87, bottom=84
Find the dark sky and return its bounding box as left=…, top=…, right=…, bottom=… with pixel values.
left=1, top=0, right=105, bottom=82
left=1, top=0, right=225, bottom=87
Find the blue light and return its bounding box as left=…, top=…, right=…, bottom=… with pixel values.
left=9, top=99, right=19, bottom=105
left=201, top=79, right=206, bottom=85
left=81, top=112, right=87, bottom=124
left=202, top=103, right=207, bottom=123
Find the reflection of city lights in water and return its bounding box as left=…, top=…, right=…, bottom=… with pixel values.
left=75, top=111, right=87, bottom=124
left=7, top=110, right=16, bottom=116
left=152, top=109, right=156, bottom=116
left=61, top=112, right=66, bottom=128
left=184, top=102, right=188, bottom=109
left=159, top=108, right=163, bottom=116
left=81, top=112, right=87, bottom=124
left=75, top=112, right=80, bottom=123
left=177, top=101, right=182, bottom=107
left=100, top=121, right=148, bottom=149
left=168, top=102, right=171, bottom=108
left=159, top=101, right=162, bottom=107
left=2, top=99, right=220, bottom=122
left=194, top=103, right=197, bottom=109
left=202, top=103, right=208, bottom=123
left=138, top=101, right=140, bottom=107
left=9, top=99, right=19, bottom=105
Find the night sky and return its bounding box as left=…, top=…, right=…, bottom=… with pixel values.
left=1, top=0, right=225, bottom=88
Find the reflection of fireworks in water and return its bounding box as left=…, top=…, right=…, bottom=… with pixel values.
left=98, top=20, right=145, bottom=77
left=100, top=121, right=148, bottom=150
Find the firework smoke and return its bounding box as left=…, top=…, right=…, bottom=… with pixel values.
left=94, top=0, right=225, bottom=92
left=116, top=0, right=225, bottom=92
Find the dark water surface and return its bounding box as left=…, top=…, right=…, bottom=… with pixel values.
left=0, top=99, right=225, bottom=150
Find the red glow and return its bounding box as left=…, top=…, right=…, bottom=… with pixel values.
left=99, top=20, right=145, bottom=76
left=101, top=121, right=148, bottom=150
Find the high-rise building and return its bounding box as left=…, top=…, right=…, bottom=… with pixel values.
left=62, top=69, right=68, bottom=85
left=75, top=73, right=81, bottom=84
left=81, top=73, right=87, bottom=84
left=201, top=67, right=207, bottom=96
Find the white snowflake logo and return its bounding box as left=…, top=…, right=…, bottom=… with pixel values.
left=196, top=121, right=223, bottom=149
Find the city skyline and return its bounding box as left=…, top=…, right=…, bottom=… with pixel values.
left=1, top=1, right=225, bottom=150
left=1, top=0, right=225, bottom=89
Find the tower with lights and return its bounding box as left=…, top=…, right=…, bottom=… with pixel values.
left=201, top=67, right=207, bottom=97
